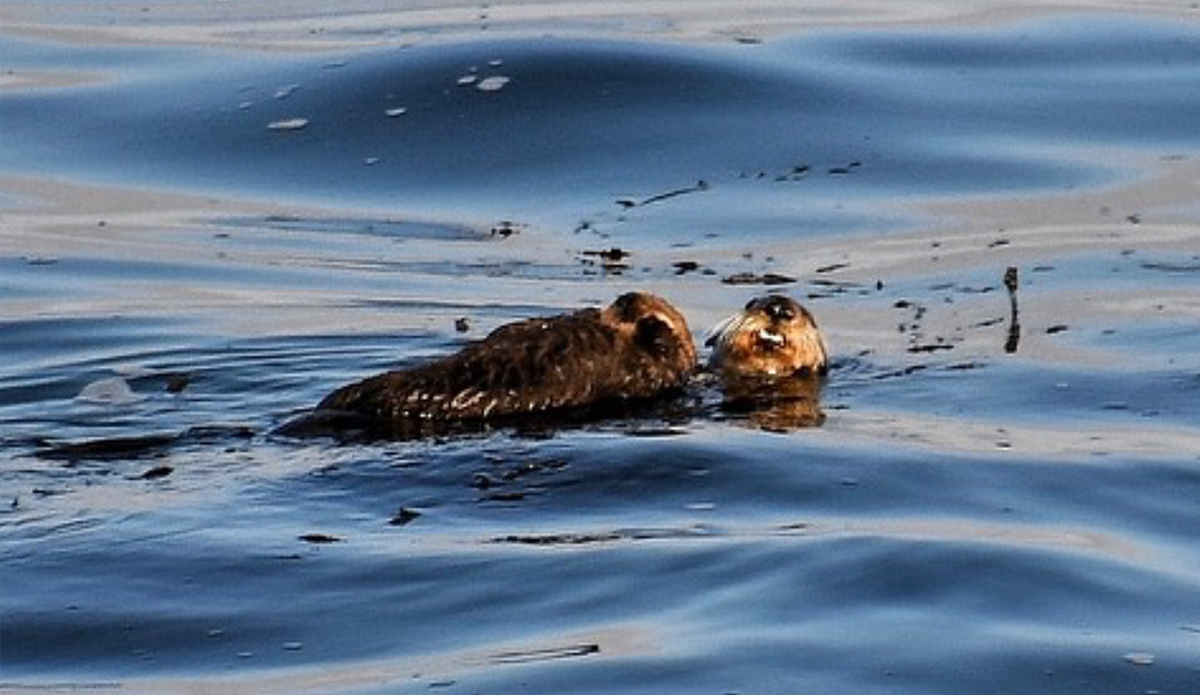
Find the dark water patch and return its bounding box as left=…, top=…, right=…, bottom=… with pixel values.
left=7, top=17, right=1198, bottom=243
left=216, top=214, right=486, bottom=242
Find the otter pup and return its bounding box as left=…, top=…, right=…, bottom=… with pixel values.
left=705, top=294, right=828, bottom=430
left=706, top=294, right=828, bottom=379
left=311, top=292, right=696, bottom=433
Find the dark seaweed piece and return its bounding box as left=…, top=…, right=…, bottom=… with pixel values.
left=388, top=508, right=422, bottom=527
left=616, top=180, right=709, bottom=208
left=298, top=533, right=343, bottom=544
left=1004, top=266, right=1021, bottom=354
left=908, top=343, right=955, bottom=354
left=139, top=465, right=174, bottom=480
left=721, top=272, right=796, bottom=286
left=490, top=221, right=519, bottom=238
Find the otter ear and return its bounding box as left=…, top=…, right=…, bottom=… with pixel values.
left=634, top=316, right=674, bottom=355
left=611, top=292, right=643, bottom=322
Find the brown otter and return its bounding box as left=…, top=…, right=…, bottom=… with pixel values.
left=706, top=294, right=828, bottom=379
left=705, top=294, right=828, bottom=430
left=305, top=292, right=696, bottom=435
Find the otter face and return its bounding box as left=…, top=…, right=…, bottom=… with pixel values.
left=601, top=292, right=697, bottom=371
left=706, top=295, right=827, bottom=378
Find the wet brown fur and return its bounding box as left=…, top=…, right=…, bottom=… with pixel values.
left=315, top=292, right=696, bottom=426
left=706, top=295, right=828, bottom=379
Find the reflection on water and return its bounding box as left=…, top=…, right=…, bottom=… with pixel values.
left=3, top=12, right=1200, bottom=695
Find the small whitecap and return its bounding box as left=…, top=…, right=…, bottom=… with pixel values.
left=364, top=157, right=380, bottom=166
left=77, top=377, right=142, bottom=405
left=273, top=83, right=301, bottom=100
left=488, top=58, right=504, bottom=68
left=384, top=107, right=407, bottom=117
left=267, top=118, right=308, bottom=132
left=456, top=74, right=478, bottom=87
left=476, top=76, right=510, bottom=92
left=1123, top=652, right=1155, bottom=666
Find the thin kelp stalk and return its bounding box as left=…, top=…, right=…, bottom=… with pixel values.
left=1004, top=265, right=1021, bottom=354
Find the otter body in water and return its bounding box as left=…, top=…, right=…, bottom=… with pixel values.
left=310, top=292, right=695, bottom=434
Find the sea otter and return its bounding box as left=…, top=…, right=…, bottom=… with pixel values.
left=304, top=292, right=696, bottom=436
left=706, top=294, right=828, bottom=379
left=705, top=294, right=828, bottom=430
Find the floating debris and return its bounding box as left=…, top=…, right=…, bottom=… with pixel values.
left=1122, top=652, right=1155, bottom=666
left=580, top=248, right=630, bottom=273
left=488, top=643, right=600, bottom=664
left=139, top=465, right=174, bottom=480
left=476, top=75, right=511, bottom=92
left=582, top=247, right=630, bottom=262
left=454, top=317, right=472, bottom=333
left=298, top=533, right=343, bottom=544
left=389, top=508, right=422, bottom=526
left=828, top=160, right=863, bottom=175
left=617, top=180, right=709, bottom=209
left=267, top=118, right=309, bottom=132
left=490, top=220, right=519, bottom=238
left=1004, top=266, right=1021, bottom=354
left=721, top=272, right=796, bottom=286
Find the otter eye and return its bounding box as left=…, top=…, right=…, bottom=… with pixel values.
left=764, top=300, right=795, bottom=322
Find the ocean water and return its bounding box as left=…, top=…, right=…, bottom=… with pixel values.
left=3, top=12, right=1200, bottom=694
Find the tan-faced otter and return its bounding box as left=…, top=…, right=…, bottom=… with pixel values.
left=706, top=294, right=828, bottom=379
left=705, top=294, right=828, bottom=430
left=304, top=292, right=696, bottom=436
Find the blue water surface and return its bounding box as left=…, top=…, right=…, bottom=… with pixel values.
left=3, top=13, right=1200, bottom=695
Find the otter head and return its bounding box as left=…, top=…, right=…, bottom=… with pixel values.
left=601, top=292, right=697, bottom=373
left=706, top=294, right=828, bottom=379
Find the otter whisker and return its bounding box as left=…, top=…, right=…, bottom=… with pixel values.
left=704, top=313, right=748, bottom=349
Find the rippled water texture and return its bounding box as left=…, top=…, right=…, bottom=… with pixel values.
left=3, top=11, right=1200, bottom=694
